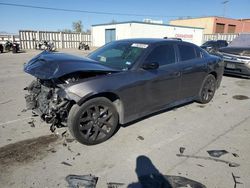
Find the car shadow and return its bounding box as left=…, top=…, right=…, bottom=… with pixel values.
left=223, top=74, right=250, bottom=79
left=128, top=155, right=206, bottom=188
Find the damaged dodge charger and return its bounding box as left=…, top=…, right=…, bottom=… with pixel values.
left=24, top=39, right=224, bottom=145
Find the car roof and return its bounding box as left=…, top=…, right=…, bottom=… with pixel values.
left=115, top=38, right=192, bottom=45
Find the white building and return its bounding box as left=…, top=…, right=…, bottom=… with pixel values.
left=92, top=21, right=204, bottom=47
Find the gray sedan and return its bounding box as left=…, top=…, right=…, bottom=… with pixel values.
left=24, top=38, right=224, bottom=145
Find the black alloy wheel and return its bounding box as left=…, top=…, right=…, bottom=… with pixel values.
left=197, top=74, right=216, bottom=104
left=68, top=97, right=119, bottom=145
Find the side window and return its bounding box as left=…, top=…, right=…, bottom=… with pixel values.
left=195, top=47, right=204, bottom=58
left=178, top=44, right=197, bottom=61
left=146, top=44, right=176, bottom=66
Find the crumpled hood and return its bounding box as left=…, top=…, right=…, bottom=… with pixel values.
left=219, top=47, right=250, bottom=57
left=24, top=51, right=119, bottom=80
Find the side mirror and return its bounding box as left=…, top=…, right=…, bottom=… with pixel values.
left=142, top=62, right=159, bottom=70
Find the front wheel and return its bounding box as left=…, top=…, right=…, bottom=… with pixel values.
left=68, top=97, right=119, bottom=145
left=197, top=74, right=216, bottom=104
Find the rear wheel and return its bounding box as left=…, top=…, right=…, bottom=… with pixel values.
left=197, top=74, right=216, bottom=104
left=68, top=97, right=119, bottom=145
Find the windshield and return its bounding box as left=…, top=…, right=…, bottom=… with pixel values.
left=229, top=34, right=250, bottom=47
left=88, top=41, right=148, bottom=70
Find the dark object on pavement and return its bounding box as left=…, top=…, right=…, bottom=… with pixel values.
left=177, top=154, right=240, bottom=167
left=232, top=173, right=243, bottom=188
left=137, top=136, right=144, bottom=140
left=232, top=95, right=249, bottom=100
left=232, top=153, right=239, bottom=157
left=201, top=40, right=228, bottom=53
left=65, top=174, right=98, bottom=188
left=179, top=147, right=185, bottom=154
left=229, top=163, right=240, bottom=167
left=24, top=38, right=224, bottom=145
left=207, top=150, right=229, bottom=158
left=219, top=34, right=250, bottom=78
left=107, top=182, right=125, bottom=188
left=28, top=119, right=36, bottom=127
left=197, top=164, right=204, bottom=167
left=61, top=161, right=72, bottom=166
left=78, top=42, right=90, bottom=50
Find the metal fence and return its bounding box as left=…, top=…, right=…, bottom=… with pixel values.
left=203, top=33, right=239, bottom=43
left=19, top=30, right=91, bottom=49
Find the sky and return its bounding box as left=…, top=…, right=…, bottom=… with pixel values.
left=0, top=0, right=249, bottom=34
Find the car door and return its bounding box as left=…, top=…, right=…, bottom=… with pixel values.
left=177, top=44, right=207, bottom=100
left=138, top=43, right=181, bottom=112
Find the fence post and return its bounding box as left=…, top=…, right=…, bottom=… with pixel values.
left=37, top=31, right=40, bottom=42
left=60, top=32, right=63, bottom=48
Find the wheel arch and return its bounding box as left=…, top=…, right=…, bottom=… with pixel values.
left=209, top=71, right=217, bottom=80
left=77, top=92, right=125, bottom=124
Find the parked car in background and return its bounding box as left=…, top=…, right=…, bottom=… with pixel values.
left=219, top=34, right=250, bottom=78
left=0, top=44, right=3, bottom=53
left=201, top=40, right=228, bottom=53
left=24, top=38, right=224, bottom=145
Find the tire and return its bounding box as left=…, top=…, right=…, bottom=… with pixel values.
left=12, top=47, right=17, bottom=53
left=197, top=74, right=216, bottom=104
left=68, top=97, right=119, bottom=145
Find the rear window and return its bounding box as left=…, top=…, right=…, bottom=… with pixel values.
left=178, top=44, right=197, bottom=61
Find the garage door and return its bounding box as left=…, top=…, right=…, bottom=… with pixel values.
left=105, top=29, right=116, bottom=44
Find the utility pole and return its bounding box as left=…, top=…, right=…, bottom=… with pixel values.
left=222, top=1, right=229, bottom=17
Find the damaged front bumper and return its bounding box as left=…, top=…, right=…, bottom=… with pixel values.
left=25, top=79, right=73, bottom=131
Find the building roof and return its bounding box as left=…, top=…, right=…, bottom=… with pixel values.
left=170, top=16, right=250, bottom=22
left=92, top=21, right=204, bottom=30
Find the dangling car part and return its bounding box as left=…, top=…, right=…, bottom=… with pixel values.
left=24, top=39, right=224, bottom=145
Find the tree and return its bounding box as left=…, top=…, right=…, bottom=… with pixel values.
left=72, top=20, right=83, bottom=33
left=58, top=29, right=72, bottom=33
left=85, top=29, right=91, bottom=34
